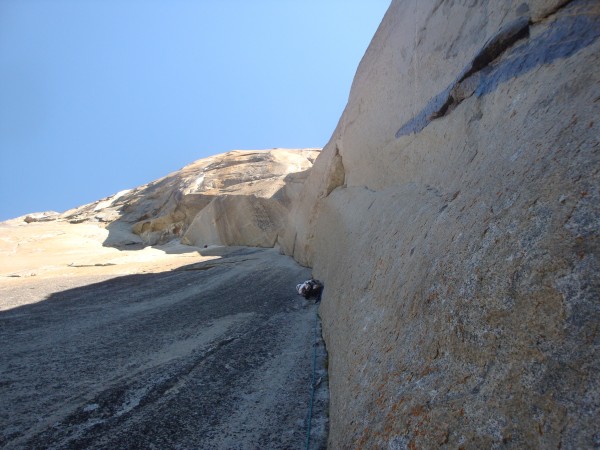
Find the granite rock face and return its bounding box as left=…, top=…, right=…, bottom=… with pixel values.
left=282, top=0, right=599, bottom=447
left=59, top=149, right=319, bottom=248
left=5, top=1, right=599, bottom=446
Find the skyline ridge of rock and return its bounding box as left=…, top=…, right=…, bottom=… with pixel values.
left=5, top=148, right=321, bottom=252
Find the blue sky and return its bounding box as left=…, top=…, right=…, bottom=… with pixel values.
left=0, top=1, right=390, bottom=221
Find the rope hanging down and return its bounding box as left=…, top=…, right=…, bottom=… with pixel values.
left=304, top=287, right=323, bottom=450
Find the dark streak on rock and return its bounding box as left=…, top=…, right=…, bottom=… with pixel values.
left=458, top=17, right=531, bottom=84
left=396, top=0, right=600, bottom=138
left=395, top=86, right=453, bottom=137
left=475, top=2, right=600, bottom=97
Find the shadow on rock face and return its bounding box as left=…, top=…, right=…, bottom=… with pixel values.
left=0, top=248, right=329, bottom=449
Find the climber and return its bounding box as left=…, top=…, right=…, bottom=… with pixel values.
left=296, top=279, right=323, bottom=300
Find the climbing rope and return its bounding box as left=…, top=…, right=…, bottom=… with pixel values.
left=305, top=288, right=322, bottom=450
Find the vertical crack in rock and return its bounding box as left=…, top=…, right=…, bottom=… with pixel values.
left=324, top=145, right=346, bottom=197
left=396, top=0, right=600, bottom=137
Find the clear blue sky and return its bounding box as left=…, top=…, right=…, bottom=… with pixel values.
left=0, top=1, right=389, bottom=221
